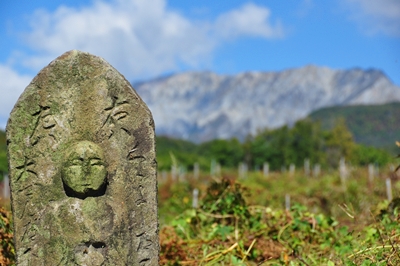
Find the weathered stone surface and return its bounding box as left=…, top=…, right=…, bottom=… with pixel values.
left=7, top=50, right=159, bottom=265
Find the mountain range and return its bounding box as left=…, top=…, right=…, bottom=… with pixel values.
left=133, top=65, right=400, bottom=143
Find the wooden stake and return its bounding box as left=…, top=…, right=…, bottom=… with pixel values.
left=289, top=164, right=295, bottom=177
left=368, top=164, right=374, bottom=184
left=313, top=164, right=321, bottom=178
left=263, top=162, right=269, bottom=177
left=304, top=159, right=310, bottom=177
left=193, top=188, right=199, bottom=208
left=386, top=178, right=393, bottom=202
left=285, top=194, right=291, bottom=211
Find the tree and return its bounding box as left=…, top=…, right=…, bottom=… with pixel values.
left=289, top=119, right=325, bottom=166
left=323, top=118, right=355, bottom=167
left=248, top=126, right=293, bottom=170
left=352, top=144, right=391, bottom=166
left=199, top=138, right=244, bottom=168
left=248, top=120, right=327, bottom=170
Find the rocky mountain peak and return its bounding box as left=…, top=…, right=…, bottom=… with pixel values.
left=133, top=66, right=400, bottom=143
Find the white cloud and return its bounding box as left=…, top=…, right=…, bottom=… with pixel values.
left=0, top=65, right=32, bottom=129
left=19, top=0, right=284, bottom=80
left=215, top=3, right=284, bottom=39
left=343, top=0, right=400, bottom=36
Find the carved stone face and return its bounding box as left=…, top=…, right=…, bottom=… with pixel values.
left=62, top=141, right=107, bottom=197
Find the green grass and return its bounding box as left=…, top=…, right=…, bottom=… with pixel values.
left=158, top=167, right=400, bottom=265
left=2, top=166, right=400, bottom=265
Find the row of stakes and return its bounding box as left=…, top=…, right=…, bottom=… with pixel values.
left=160, top=158, right=396, bottom=210
left=0, top=159, right=391, bottom=202
left=161, top=159, right=323, bottom=182
left=161, top=158, right=386, bottom=182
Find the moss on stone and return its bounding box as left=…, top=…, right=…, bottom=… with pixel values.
left=8, top=50, right=159, bottom=265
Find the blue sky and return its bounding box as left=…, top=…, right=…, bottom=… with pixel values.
left=0, top=0, right=399, bottom=129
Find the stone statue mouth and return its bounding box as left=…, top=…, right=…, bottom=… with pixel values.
left=63, top=181, right=108, bottom=200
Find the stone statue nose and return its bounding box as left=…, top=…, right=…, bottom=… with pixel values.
left=82, top=159, right=91, bottom=175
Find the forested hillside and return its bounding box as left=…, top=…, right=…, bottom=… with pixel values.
left=156, top=119, right=392, bottom=172
left=309, top=102, right=400, bottom=152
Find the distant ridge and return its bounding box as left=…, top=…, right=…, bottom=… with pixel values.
left=133, top=65, right=400, bottom=143
left=309, top=102, right=400, bottom=151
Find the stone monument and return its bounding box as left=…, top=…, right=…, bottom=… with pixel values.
left=7, top=50, right=159, bottom=265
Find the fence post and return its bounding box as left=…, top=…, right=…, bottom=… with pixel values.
left=339, top=158, right=347, bottom=186
left=368, top=164, right=374, bottom=184
left=289, top=164, right=295, bottom=177
left=304, top=159, right=310, bottom=177
left=2, top=174, right=9, bottom=199
left=263, top=162, right=269, bottom=177
left=386, top=178, right=393, bottom=202
left=238, top=162, right=248, bottom=179
left=193, top=188, right=199, bottom=209
left=285, top=194, right=291, bottom=211
left=313, top=164, right=321, bottom=178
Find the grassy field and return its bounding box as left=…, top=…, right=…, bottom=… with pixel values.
left=158, top=166, right=400, bottom=265
left=1, top=166, right=400, bottom=265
